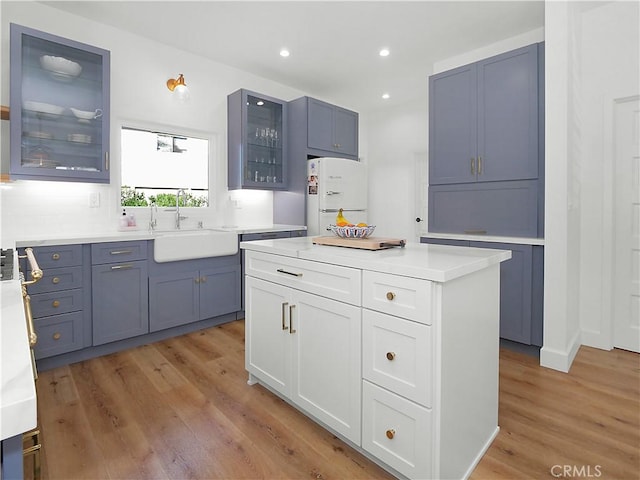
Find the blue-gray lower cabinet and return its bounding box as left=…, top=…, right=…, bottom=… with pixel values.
left=421, top=238, right=543, bottom=346
left=148, top=264, right=240, bottom=332
left=91, top=241, right=149, bottom=345
left=1, top=434, right=23, bottom=480
left=18, top=244, right=91, bottom=359
left=148, top=246, right=241, bottom=332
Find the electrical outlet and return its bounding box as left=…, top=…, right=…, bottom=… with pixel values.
left=88, top=192, right=100, bottom=207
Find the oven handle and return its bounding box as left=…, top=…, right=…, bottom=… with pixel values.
left=19, top=247, right=43, bottom=286
left=21, top=291, right=38, bottom=348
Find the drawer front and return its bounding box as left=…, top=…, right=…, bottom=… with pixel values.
left=91, top=241, right=148, bottom=265
left=241, top=231, right=291, bottom=241
left=363, top=271, right=432, bottom=324
left=23, top=244, right=82, bottom=269
left=245, top=251, right=361, bottom=305
left=363, top=309, right=432, bottom=407
left=28, top=266, right=83, bottom=294
left=30, top=289, right=83, bottom=318
left=362, top=380, right=432, bottom=479
left=34, top=311, right=84, bottom=359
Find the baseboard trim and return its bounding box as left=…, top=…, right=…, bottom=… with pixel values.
left=540, top=329, right=581, bottom=372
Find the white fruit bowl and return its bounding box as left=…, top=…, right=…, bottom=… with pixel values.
left=39, top=55, right=82, bottom=77
left=330, top=224, right=376, bottom=239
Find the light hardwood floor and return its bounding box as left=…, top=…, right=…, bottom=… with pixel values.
left=35, top=320, right=639, bottom=480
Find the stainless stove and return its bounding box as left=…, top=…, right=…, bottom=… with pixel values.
left=1, top=248, right=15, bottom=281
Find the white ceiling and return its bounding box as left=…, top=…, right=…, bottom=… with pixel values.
left=42, top=1, right=545, bottom=112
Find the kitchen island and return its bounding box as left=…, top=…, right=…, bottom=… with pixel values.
left=240, top=237, right=511, bottom=480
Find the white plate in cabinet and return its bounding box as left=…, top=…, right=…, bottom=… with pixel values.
left=363, top=309, right=432, bottom=407
left=362, top=271, right=432, bottom=324
left=245, top=251, right=361, bottom=306
left=362, top=380, right=432, bottom=479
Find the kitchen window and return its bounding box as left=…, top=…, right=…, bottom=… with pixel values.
left=120, top=125, right=210, bottom=207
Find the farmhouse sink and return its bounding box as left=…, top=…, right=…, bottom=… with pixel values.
left=153, top=229, right=238, bottom=263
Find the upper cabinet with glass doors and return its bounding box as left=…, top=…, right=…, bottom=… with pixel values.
left=10, top=24, right=111, bottom=183
left=228, top=89, right=287, bottom=190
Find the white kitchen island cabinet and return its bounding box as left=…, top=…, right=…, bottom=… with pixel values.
left=241, top=237, right=511, bottom=480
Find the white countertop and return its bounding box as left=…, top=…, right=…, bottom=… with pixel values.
left=241, top=237, right=511, bottom=283
left=14, top=224, right=306, bottom=248
left=0, top=277, right=37, bottom=440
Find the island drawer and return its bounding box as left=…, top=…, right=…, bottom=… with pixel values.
left=27, top=266, right=83, bottom=294
left=33, top=311, right=84, bottom=359
left=91, top=241, right=148, bottom=265
left=30, top=289, right=83, bottom=318
left=362, top=271, right=432, bottom=324
left=363, top=309, right=432, bottom=407
left=244, top=251, right=361, bottom=306
left=362, top=380, right=432, bottom=479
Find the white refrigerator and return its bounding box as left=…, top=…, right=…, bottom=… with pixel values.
left=306, top=157, right=367, bottom=236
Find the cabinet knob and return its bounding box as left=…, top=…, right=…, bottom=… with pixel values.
left=386, top=429, right=396, bottom=440
left=52, top=332, right=61, bottom=341
left=52, top=300, right=60, bottom=308
left=386, top=291, right=395, bottom=301
left=386, top=351, right=396, bottom=361
left=195, top=277, right=200, bottom=284
left=52, top=276, right=60, bottom=284
left=200, top=276, right=207, bottom=283
left=52, top=253, right=60, bottom=261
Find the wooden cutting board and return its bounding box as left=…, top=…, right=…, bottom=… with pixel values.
left=312, top=236, right=406, bottom=250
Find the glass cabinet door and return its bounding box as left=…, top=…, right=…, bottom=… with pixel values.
left=10, top=24, right=110, bottom=183
left=228, top=89, right=287, bottom=190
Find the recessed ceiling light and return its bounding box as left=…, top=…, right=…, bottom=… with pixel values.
left=280, top=49, right=290, bottom=57
left=379, top=48, right=390, bottom=57
left=382, top=93, right=390, bottom=100
left=256, top=100, right=264, bottom=106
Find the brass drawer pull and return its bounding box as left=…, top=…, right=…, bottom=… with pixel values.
left=52, top=276, right=60, bottom=284
left=52, top=253, right=60, bottom=260
left=53, top=332, right=61, bottom=341
left=281, top=302, right=289, bottom=331
left=386, top=429, right=396, bottom=440
left=289, top=304, right=296, bottom=334
left=110, top=249, right=133, bottom=255
left=386, top=291, right=396, bottom=301
left=52, top=300, right=60, bottom=308
left=471, top=157, right=476, bottom=175
left=386, top=352, right=396, bottom=361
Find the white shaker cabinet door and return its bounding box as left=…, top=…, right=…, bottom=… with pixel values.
left=291, top=290, right=362, bottom=445
left=245, top=276, right=292, bottom=397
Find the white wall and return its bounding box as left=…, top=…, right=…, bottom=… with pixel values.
left=0, top=1, right=308, bottom=243
left=541, top=0, right=639, bottom=371
left=578, top=1, right=640, bottom=349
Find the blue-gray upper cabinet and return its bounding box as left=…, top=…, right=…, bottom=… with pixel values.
left=91, top=241, right=149, bottom=345
left=9, top=23, right=110, bottom=183
left=429, top=44, right=539, bottom=185
left=307, top=98, right=358, bottom=158
left=228, top=89, right=288, bottom=190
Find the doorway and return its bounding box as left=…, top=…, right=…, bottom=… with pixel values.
left=613, top=96, right=640, bottom=353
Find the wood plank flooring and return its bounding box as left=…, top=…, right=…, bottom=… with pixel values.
left=35, top=320, right=639, bottom=480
